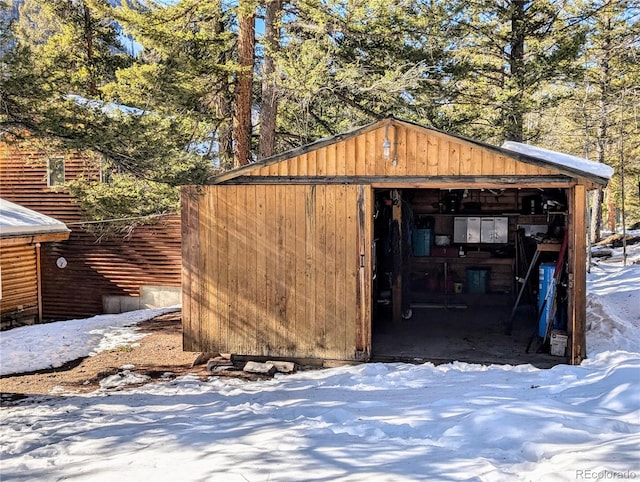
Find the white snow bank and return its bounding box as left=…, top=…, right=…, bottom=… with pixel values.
left=1, top=354, right=638, bottom=481
left=0, top=307, right=179, bottom=376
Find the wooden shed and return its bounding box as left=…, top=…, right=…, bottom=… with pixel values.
left=182, top=117, right=612, bottom=366
left=0, top=199, right=70, bottom=329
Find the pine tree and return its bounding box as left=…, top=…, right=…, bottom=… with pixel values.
left=439, top=0, right=586, bottom=144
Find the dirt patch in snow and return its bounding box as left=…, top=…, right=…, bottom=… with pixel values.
left=0, top=311, right=211, bottom=398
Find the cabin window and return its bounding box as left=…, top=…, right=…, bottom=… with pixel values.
left=47, top=157, right=65, bottom=187
left=99, top=157, right=123, bottom=184
left=100, top=158, right=113, bottom=184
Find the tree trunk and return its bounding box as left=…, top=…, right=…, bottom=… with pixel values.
left=82, top=2, right=98, bottom=97
left=506, top=0, right=525, bottom=142
left=233, top=2, right=255, bottom=167
left=590, top=15, right=612, bottom=243
left=258, top=0, right=281, bottom=160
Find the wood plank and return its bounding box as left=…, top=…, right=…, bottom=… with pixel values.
left=314, top=185, right=327, bottom=355
left=449, top=141, right=461, bottom=176
left=275, top=183, right=287, bottom=352
left=493, top=154, right=506, bottom=175
left=481, top=149, right=492, bottom=174
left=366, top=127, right=382, bottom=176
left=284, top=184, right=297, bottom=356
left=245, top=184, right=258, bottom=356
left=266, top=185, right=278, bottom=354
left=255, top=185, right=268, bottom=353
left=406, top=128, right=418, bottom=176
left=297, top=153, right=307, bottom=176
left=460, top=144, right=472, bottom=176
left=394, top=124, right=407, bottom=175
left=230, top=185, right=244, bottom=352
left=336, top=139, right=347, bottom=176
left=325, top=185, right=337, bottom=354
left=417, top=132, right=428, bottom=174
left=326, top=143, right=337, bottom=176
left=334, top=185, right=348, bottom=357
left=503, top=156, right=516, bottom=175
left=294, top=185, right=307, bottom=356
left=344, top=186, right=358, bottom=356
left=356, top=184, right=372, bottom=357
left=307, top=150, right=317, bottom=176
left=288, top=153, right=298, bottom=176
left=216, top=187, right=230, bottom=353
left=355, top=133, right=366, bottom=175
left=180, top=188, right=197, bottom=350
left=304, top=185, right=317, bottom=358
left=427, top=134, right=438, bottom=174
left=470, top=146, right=482, bottom=173
left=570, top=185, right=587, bottom=365
left=317, top=145, right=327, bottom=176
left=227, top=175, right=575, bottom=188
left=437, top=138, right=449, bottom=176
left=278, top=155, right=288, bottom=176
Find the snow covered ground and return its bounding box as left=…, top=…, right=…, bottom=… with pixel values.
left=1, top=243, right=639, bottom=481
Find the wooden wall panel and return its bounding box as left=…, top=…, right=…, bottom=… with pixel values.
left=0, top=244, right=38, bottom=328
left=1, top=142, right=182, bottom=321
left=244, top=122, right=565, bottom=180
left=182, top=184, right=369, bottom=360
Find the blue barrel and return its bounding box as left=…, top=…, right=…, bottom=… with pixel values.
left=538, top=262, right=556, bottom=337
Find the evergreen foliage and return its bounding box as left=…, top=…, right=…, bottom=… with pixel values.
left=0, top=0, right=638, bottom=230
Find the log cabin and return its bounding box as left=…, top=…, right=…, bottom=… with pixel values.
left=0, top=141, right=182, bottom=322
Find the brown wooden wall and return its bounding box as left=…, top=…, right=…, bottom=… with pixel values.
left=248, top=123, right=559, bottom=178
left=182, top=184, right=372, bottom=360
left=0, top=243, right=38, bottom=328
left=1, top=141, right=182, bottom=321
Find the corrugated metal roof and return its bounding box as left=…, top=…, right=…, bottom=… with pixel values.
left=0, top=198, right=70, bottom=238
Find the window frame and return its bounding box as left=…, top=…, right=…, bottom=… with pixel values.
left=47, top=157, right=65, bottom=187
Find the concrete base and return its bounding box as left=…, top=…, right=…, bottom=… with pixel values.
left=102, top=285, right=181, bottom=314
left=140, top=285, right=181, bottom=309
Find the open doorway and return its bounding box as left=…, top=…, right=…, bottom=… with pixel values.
left=371, top=187, right=569, bottom=367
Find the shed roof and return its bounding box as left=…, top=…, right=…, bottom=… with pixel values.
left=0, top=198, right=70, bottom=239
left=502, top=141, right=613, bottom=183
left=212, top=117, right=612, bottom=186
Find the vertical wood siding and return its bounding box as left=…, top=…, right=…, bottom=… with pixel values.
left=0, top=244, right=38, bottom=327
left=182, top=184, right=372, bottom=360
left=1, top=142, right=182, bottom=321
left=246, top=124, right=558, bottom=178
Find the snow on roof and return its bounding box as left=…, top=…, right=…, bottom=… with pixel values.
left=502, top=141, right=614, bottom=182
left=0, top=198, right=70, bottom=238
left=66, top=94, right=146, bottom=117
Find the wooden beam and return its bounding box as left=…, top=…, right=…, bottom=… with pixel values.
left=569, top=185, right=587, bottom=365
left=391, top=189, right=403, bottom=324
left=220, top=175, right=576, bottom=188
left=0, top=231, right=70, bottom=247
left=35, top=242, right=42, bottom=323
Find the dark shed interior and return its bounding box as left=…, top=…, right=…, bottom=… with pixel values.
left=371, top=187, right=569, bottom=367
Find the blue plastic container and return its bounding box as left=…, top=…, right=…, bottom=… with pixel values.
left=412, top=229, right=432, bottom=256
left=538, top=262, right=556, bottom=337
left=466, top=268, right=489, bottom=294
